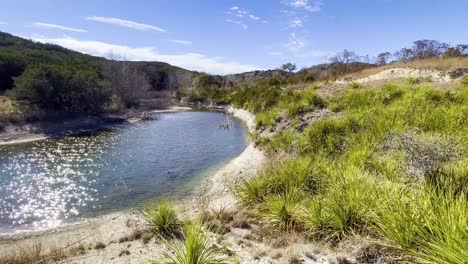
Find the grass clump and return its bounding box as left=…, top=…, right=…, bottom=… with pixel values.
left=301, top=169, right=377, bottom=241
left=158, top=222, right=227, bottom=264
left=255, top=110, right=278, bottom=128
left=260, top=187, right=303, bottom=231
left=141, top=201, right=181, bottom=237
left=373, top=186, right=468, bottom=264
left=236, top=157, right=320, bottom=205
left=461, top=74, right=468, bottom=87
left=348, top=82, right=361, bottom=89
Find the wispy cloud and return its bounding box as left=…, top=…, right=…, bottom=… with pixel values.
left=269, top=32, right=334, bottom=65
left=285, top=33, right=305, bottom=52
left=225, top=19, right=248, bottom=30
left=32, top=22, right=87, bottom=33
left=31, top=36, right=259, bottom=75
left=291, top=18, right=304, bottom=28
left=226, top=6, right=264, bottom=29
left=86, top=16, right=166, bottom=32
left=0, top=22, right=7, bottom=25
left=290, top=0, right=322, bottom=12
left=169, top=39, right=192, bottom=45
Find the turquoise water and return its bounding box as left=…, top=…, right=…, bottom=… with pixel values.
left=0, top=112, right=248, bottom=233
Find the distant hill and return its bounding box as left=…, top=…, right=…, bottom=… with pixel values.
left=0, top=31, right=197, bottom=93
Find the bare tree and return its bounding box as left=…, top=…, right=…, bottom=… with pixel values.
left=411, top=40, right=449, bottom=60
left=376, top=52, right=392, bottom=65
left=330, top=49, right=358, bottom=64
left=281, top=63, right=297, bottom=72
left=394, top=48, right=413, bottom=62
left=104, top=61, right=151, bottom=108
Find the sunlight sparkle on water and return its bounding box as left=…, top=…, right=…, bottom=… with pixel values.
left=0, top=135, right=114, bottom=231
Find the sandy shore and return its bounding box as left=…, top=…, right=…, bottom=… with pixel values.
left=0, top=107, right=266, bottom=263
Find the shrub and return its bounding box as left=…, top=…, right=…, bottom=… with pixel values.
left=7, top=64, right=110, bottom=114
left=141, top=201, right=180, bottom=237
left=159, top=223, right=227, bottom=264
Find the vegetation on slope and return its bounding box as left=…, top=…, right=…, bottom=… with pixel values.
left=0, top=31, right=196, bottom=124
left=233, top=77, right=468, bottom=263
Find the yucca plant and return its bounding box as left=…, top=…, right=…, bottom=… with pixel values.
left=141, top=201, right=180, bottom=237
left=159, top=223, right=227, bottom=264
left=373, top=186, right=468, bottom=264
left=260, top=187, right=303, bottom=231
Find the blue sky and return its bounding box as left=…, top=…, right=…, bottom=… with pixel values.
left=0, top=0, right=467, bottom=74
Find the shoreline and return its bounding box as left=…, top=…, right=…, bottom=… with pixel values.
left=0, top=106, right=193, bottom=147
left=0, top=107, right=265, bottom=262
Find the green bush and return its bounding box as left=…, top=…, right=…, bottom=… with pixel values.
left=141, top=201, right=180, bottom=237
left=7, top=64, right=110, bottom=114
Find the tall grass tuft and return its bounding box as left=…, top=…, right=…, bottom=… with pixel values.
left=260, top=187, right=303, bottom=231
left=159, top=222, right=227, bottom=264
left=300, top=168, right=376, bottom=241
left=373, top=186, right=468, bottom=264
left=141, top=201, right=180, bottom=237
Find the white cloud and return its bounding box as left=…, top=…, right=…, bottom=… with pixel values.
left=0, top=22, right=7, bottom=25
left=86, top=16, right=166, bottom=32
left=226, top=6, right=265, bottom=29
left=290, top=0, right=322, bottom=12
left=169, top=39, right=192, bottom=45
left=32, top=22, right=87, bottom=33
left=291, top=18, right=304, bottom=28
left=31, top=36, right=259, bottom=75
left=285, top=33, right=305, bottom=51
left=225, top=19, right=248, bottom=30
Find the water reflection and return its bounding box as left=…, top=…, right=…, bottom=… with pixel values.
left=0, top=112, right=247, bottom=233
left=0, top=135, right=113, bottom=230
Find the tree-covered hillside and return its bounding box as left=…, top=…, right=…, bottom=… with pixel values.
left=0, top=31, right=197, bottom=121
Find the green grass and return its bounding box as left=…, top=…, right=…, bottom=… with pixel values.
left=234, top=82, right=468, bottom=262
left=159, top=223, right=227, bottom=264
left=141, top=201, right=180, bottom=237
left=300, top=167, right=377, bottom=241
left=372, top=186, right=468, bottom=264
left=255, top=110, right=278, bottom=128
left=462, top=74, right=468, bottom=87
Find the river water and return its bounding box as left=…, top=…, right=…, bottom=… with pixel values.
left=0, top=111, right=248, bottom=233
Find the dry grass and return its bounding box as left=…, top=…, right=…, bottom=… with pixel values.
left=345, top=57, right=468, bottom=79
left=0, top=243, right=71, bottom=264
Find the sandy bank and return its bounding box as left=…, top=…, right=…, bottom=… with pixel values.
left=336, top=67, right=466, bottom=84
left=0, top=107, right=266, bottom=263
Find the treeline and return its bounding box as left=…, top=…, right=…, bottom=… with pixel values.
left=287, top=40, right=468, bottom=82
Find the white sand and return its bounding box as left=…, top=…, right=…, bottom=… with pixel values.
left=336, top=67, right=461, bottom=84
